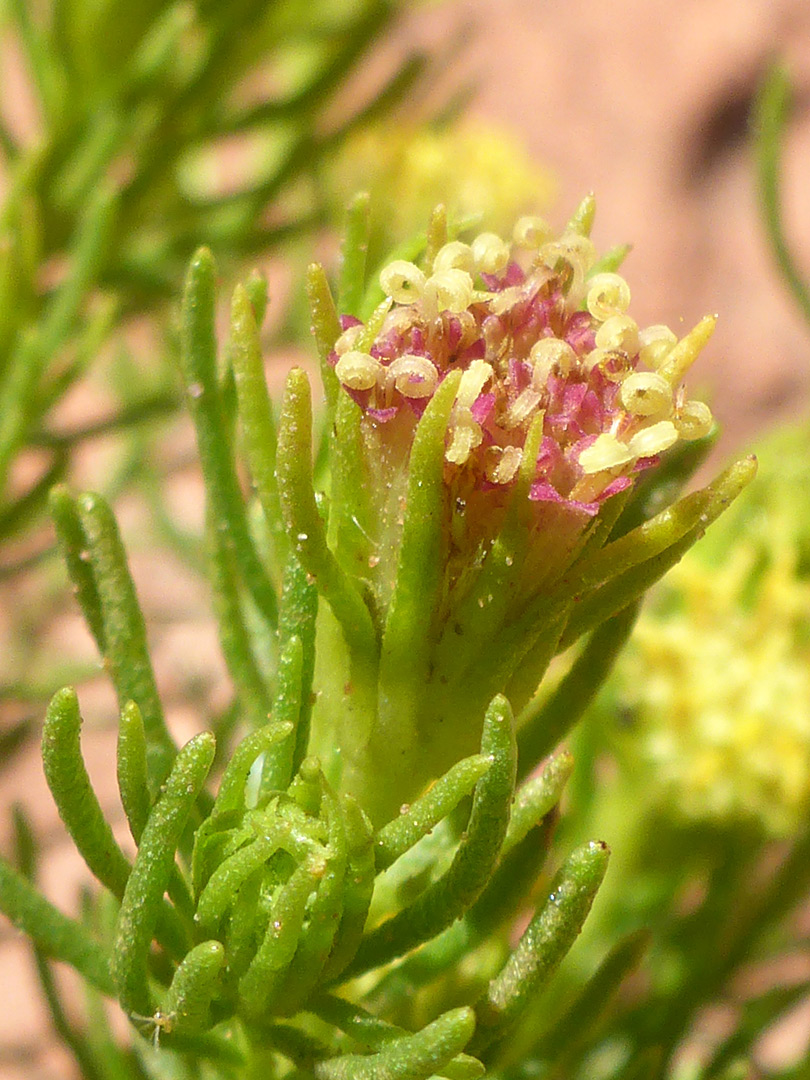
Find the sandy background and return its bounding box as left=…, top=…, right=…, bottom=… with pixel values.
left=2, top=1, right=810, bottom=1076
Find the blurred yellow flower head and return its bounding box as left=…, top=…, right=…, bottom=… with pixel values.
left=330, top=121, right=555, bottom=258
left=618, top=503, right=810, bottom=837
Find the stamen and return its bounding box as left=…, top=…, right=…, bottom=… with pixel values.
left=595, top=314, right=640, bottom=355
left=620, top=372, right=673, bottom=417
left=529, top=338, right=576, bottom=387
left=388, top=355, right=439, bottom=399
left=446, top=413, right=483, bottom=465
left=472, top=232, right=510, bottom=274
left=628, top=420, right=679, bottom=458
left=505, top=387, right=543, bottom=428
left=586, top=273, right=631, bottom=321
left=456, top=358, right=494, bottom=408
left=639, top=324, right=677, bottom=368
left=335, top=350, right=382, bottom=391
left=486, top=444, right=523, bottom=483
left=334, top=323, right=365, bottom=356
left=675, top=399, right=714, bottom=440
left=433, top=240, right=475, bottom=274
left=424, top=268, right=474, bottom=313
left=513, top=216, right=552, bottom=248
left=380, top=260, right=427, bottom=305
left=579, top=433, right=634, bottom=474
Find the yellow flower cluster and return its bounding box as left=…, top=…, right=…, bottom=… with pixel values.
left=617, top=532, right=810, bottom=837
left=329, top=121, right=555, bottom=250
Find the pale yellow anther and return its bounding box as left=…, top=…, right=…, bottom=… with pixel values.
left=446, top=413, right=483, bottom=465
left=619, top=371, right=673, bottom=417
left=456, top=358, right=493, bottom=408
left=472, top=232, right=510, bottom=275
left=675, top=399, right=714, bottom=440
left=486, top=445, right=523, bottom=484
left=579, top=433, right=634, bottom=474
left=505, top=387, right=543, bottom=428
left=513, top=216, right=552, bottom=248
left=638, top=324, right=677, bottom=369
left=335, top=350, right=381, bottom=391
left=334, top=323, right=365, bottom=356
left=595, top=314, right=640, bottom=355
left=433, top=240, right=475, bottom=274
left=387, top=355, right=438, bottom=399
left=425, top=268, right=474, bottom=313
left=586, top=273, right=632, bottom=321
left=539, top=234, right=597, bottom=277
left=380, top=260, right=427, bottom=305
left=657, top=315, right=717, bottom=386
left=529, top=338, right=576, bottom=387
left=628, top=419, right=679, bottom=458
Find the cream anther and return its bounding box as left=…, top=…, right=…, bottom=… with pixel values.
left=513, top=216, right=552, bottom=248
left=388, top=355, right=438, bottom=399
left=586, top=273, right=632, bottom=321
left=472, top=232, right=510, bottom=274
left=486, top=445, right=523, bottom=484
left=638, top=324, right=677, bottom=369
left=529, top=338, right=576, bottom=387
left=335, top=350, right=381, bottom=391
left=334, top=323, right=365, bottom=356
left=675, top=400, right=714, bottom=440
left=579, top=433, right=634, bottom=474
left=380, top=260, right=427, bottom=305
left=539, top=234, right=597, bottom=277
left=456, top=358, right=493, bottom=408
left=425, top=268, right=474, bottom=313
left=505, top=387, right=542, bottom=428
left=433, top=241, right=475, bottom=274
left=595, top=314, right=639, bottom=355
left=620, top=371, right=673, bottom=417
left=446, top=412, right=483, bottom=465
left=628, top=420, right=679, bottom=458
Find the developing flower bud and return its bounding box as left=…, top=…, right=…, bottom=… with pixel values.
left=472, top=232, right=510, bottom=274
left=380, top=260, right=427, bottom=304
left=586, top=272, right=632, bottom=321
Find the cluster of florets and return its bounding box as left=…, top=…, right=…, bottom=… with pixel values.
left=331, top=211, right=714, bottom=517
left=615, top=540, right=810, bottom=837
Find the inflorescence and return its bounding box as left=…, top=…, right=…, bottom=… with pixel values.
left=332, top=206, right=714, bottom=522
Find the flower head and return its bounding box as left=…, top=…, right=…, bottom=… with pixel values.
left=280, top=198, right=749, bottom=824
left=331, top=203, right=714, bottom=591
